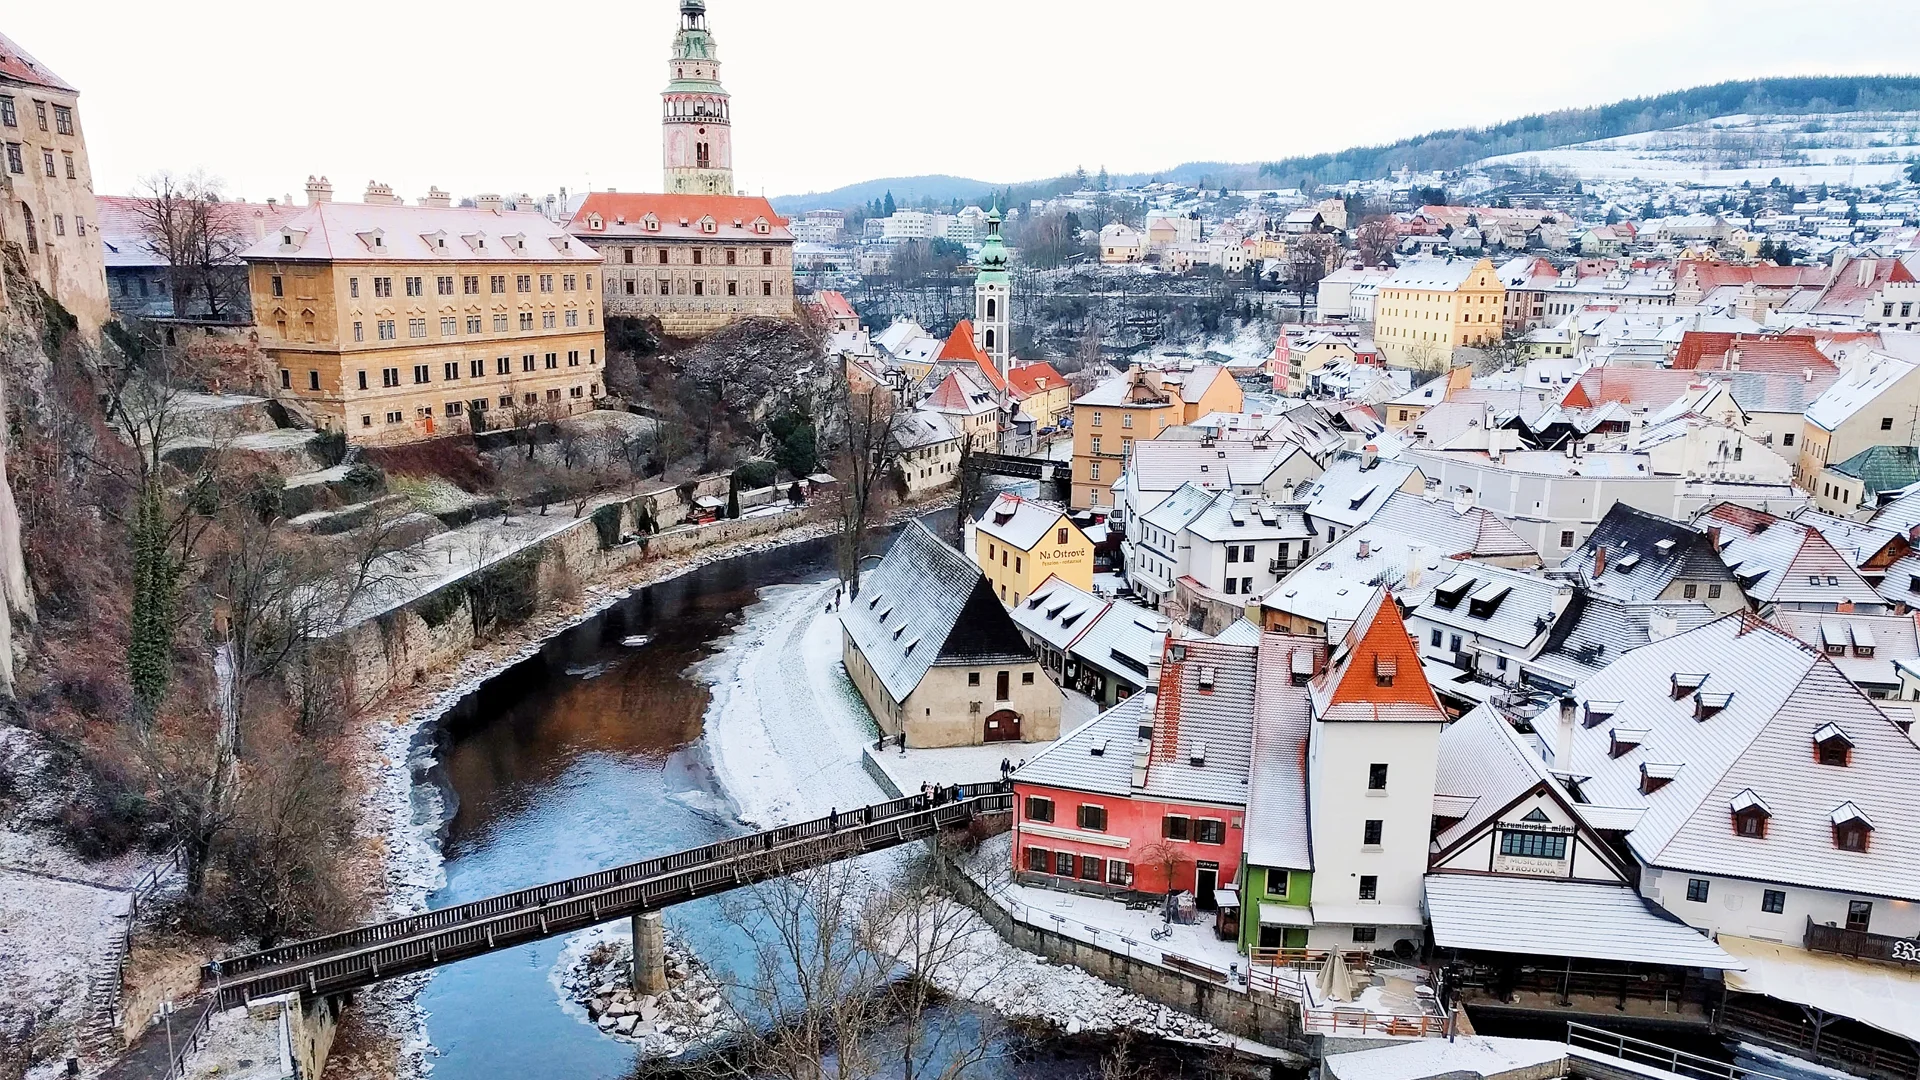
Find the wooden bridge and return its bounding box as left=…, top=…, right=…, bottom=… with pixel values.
left=964, top=452, right=1072, bottom=501
left=202, top=787, right=1011, bottom=1010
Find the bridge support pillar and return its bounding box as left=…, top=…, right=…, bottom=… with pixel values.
left=630, top=912, right=667, bottom=995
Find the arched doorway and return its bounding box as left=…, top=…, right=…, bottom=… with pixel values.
left=983, top=709, right=1021, bottom=743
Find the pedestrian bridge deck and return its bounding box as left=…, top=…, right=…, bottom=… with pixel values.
left=203, top=787, right=1010, bottom=1010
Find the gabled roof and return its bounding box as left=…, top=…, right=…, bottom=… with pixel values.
left=891, top=408, right=960, bottom=452
left=1698, top=503, right=1883, bottom=608
left=1006, top=361, right=1067, bottom=400
left=96, top=195, right=302, bottom=269
left=1011, top=575, right=1109, bottom=654
left=1300, top=453, right=1418, bottom=528
left=1309, top=588, right=1447, bottom=724
left=1805, top=352, right=1920, bottom=433
left=239, top=201, right=600, bottom=264
left=567, top=191, right=792, bottom=242
left=1412, top=563, right=1571, bottom=650
left=937, top=320, right=1005, bottom=393
left=843, top=522, right=1034, bottom=702
left=922, top=368, right=998, bottom=416
left=816, top=290, right=856, bottom=321
left=0, top=31, right=75, bottom=93
left=1793, top=508, right=1905, bottom=571
left=1671, top=332, right=1835, bottom=375
left=1564, top=504, right=1732, bottom=603
left=974, top=493, right=1074, bottom=552
left=1244, top=633, right=1325, bottom=871
left=1533, top=593, right=1720, bottom=684
left=1544, top=614, right=1920, bottom=900
left=1127, top=440, right=1308, bottom=498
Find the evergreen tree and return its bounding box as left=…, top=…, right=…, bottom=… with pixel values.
left=883, top=190, right=896, bottom=216
left=128, top=483, right=181, bottom=718
left=1097, top=166, right=1109, bottom=191
left=727, top=475, right=741, bottom=519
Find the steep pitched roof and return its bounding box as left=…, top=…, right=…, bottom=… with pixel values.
left=843, top=522, right=1033, bottom=702
left=974, top=493, right=1073, bottom=552
left=1564, top=504, right=1733, bottom=603
left=1805, top=352, right=1920, bottom=433
left=566, top=191, right=792, bottom=242
left=0, top=31, right=75, bottom=93
left=937, top=320, right=1005, bottom=393
left=1699, top=503, right=1883, bottom=608
left=1309, top=588, right=1447, bottom=723
left=1244, top=633, right=1324, bottom=871
left=1547, top=615, right=1920, bottom=900
left=1006, top=361, right=1067, bottom=400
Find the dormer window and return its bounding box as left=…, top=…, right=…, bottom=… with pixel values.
left=1813, top=723, right=1854, bottom=766
left=643, top=214, right=660, bottom=231
left=1694, top=691, right=1732, bottom=720
left=588, top=213, right=603, bottom=230
left=1609, top=728, right=1647, bottom=759
left=1831, top=803, right=1873, bottom=851
left=1374, top=656, right=1396, bottom=687
left=1640, top=762, right=1679, bottom=794
left=1729, top=789, right=1771, bottom=837
left=1196, top=666, right=1216, bottom=691
left=1582, top=700, right=1620, bottom=728
left=1670, top=672, right=1707, bottom=700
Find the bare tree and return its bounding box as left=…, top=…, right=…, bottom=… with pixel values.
left=827, top=363, right=901, bottom=599
left=1354, top=217, right=1399, bottom=268
left=1286, top=232, right=1339, bottom=312
left=130, top=170, right=251, bottom=322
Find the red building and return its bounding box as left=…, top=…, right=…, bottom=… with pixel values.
left=1010, top=638, right=1262, bottom=904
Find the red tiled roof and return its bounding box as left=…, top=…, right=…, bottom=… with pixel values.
left=1679, top=260, right=1829, bottom=292
left=1006, top=361, right=1066, bottom=399
left=938, top=320, right=1006, bottom=393
left=816, top=290, right=856, bottom=320
left=1810, top=257, right=1916, bottom=316
left=1565, top=368, right=1704, bottom=411
left=567, top=192, right=791, bottom=242
left=1673, top=332, right=1835, bottom=374
left=0, top=32, right=75, bottom=94
left=1321, top=590, right=1441, bottom=711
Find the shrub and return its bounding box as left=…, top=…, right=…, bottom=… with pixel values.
left=312, top=430, right=349, bottom=468
left=591, top=503, right=623, bottom=549
left=733, top=460, right=779, bottom=491
left=414, top=585, right=466, bottom=629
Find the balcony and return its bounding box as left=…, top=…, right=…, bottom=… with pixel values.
left=1805, top=917, right=1920, bottom=965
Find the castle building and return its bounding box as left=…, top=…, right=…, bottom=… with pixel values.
left=568, top=192, right=794, bottom=335
left=241, top=179, right=606, bottom=445
left=973, top=210, right=1011, bottom=376
left=662, top=0, right=734, bottom=196
left=0, top=31, right=108, bottom=335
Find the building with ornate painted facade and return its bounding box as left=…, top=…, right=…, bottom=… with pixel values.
left=569, top=192, right=793, bottom=335
left=662, top=1, right=734, bottom=195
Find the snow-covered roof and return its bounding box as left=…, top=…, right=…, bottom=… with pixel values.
left=240, top=200, right=600, bottom=263
left=1380, top=257, right=1489, bottom=293
left=1805, top=352, right=1919, bottom=433
left=1540, top=614, right=1920, bottom=901
left=1698, top=503, right=1883, bottom=609
left=974, top=493, right=1073, bottom=553
left=1300, top=453, right=1418, bottom=528
left=1243, top=633, right=1323, bottom=872
left=1011, top=576, right=1108, bottom=655
left=1411, top=563, right=1571, bottom=650
left=1424, top=875, right=1740, bottom=969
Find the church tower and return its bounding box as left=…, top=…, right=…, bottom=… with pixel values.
left=974, top=210, right=1011, bottom=375
left=662, top=0, right=735, bottom=194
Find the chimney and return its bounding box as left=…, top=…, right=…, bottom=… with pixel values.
left=1593, top=545, right=1608, bottom=578
left=1650, top=609, right=1679, bottom=642
left=1726, top=348, right=1741, bottom=372
left=1859, top=259, right=1875, bottom=288
left=475, top=193, right=505, bottom=213
left=1357, top=539, right=1372, bottom=560
left=1361, top=443, right=1378, bottom=470
left=1553, top=697, right=1576, bottom=774
left=1705, top=525, right=1721, bottom=552
left=363, top=180, right=402, bottom=205
left=304, top=175, right=333, bottom=205
left=418, top=186, right=452, bottom=209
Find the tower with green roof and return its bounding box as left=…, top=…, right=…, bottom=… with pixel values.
left=974, top=210, right=1011, bottom=375
left=662, top=0, right=735, bottom=194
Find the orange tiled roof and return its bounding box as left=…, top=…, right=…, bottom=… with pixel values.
left=938, top=320, right=1006, bottom=393
left=0, top=32, right=75, bottom=93
left=1321, top=590, right=1442, bottom=711
left=1007, top=362, right=1066, bottom=399
left=1673, top=332, right=1834, bottom=374
left=567, top=191, right=791, bottom=242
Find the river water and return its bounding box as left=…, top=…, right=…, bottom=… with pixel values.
left=410, top=510, right=1211, bottom=1080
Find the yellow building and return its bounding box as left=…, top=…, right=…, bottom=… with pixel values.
left=1, top=31, right=110, bottom=336
left=242, top=181, right=607, bottom=443
left=968, top=493, right=1094, bottom=606
left=1374, top=257, right=1505, bottom=369
left=1069, top=364, right=1243, bottom=510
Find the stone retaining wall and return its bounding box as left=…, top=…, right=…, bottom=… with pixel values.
left=328, top=504, right=809, bottom=710
left=941, top=853, right=1305, bottom=1050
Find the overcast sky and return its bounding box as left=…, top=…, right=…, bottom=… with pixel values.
left=11, top=0, right=1920, bottom=205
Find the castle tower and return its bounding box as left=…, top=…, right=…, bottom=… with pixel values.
left=662, top=0, right=735, bottom=194
left=974, top=210, right=1011, bottom=375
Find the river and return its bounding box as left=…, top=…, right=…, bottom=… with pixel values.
left=408, top=510, right=1212, bottom=1080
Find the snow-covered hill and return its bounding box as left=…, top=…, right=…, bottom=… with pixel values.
left=1476, top=111, right=1920, bottom=185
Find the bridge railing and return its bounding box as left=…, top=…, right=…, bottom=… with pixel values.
left=208, top=788, right=1011, bottom=989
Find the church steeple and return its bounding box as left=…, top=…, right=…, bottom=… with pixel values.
left=974, top=210, right=1011, bottom=375
left=662, top=0, right=735, bottom=194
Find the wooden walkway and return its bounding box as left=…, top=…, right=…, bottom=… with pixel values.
left=202, top=788, right=1010, bottom=1009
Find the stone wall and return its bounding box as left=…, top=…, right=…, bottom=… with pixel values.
left=329, top=501, right=809, bottom=709
left=942, top=853, right=1304, bottom=1050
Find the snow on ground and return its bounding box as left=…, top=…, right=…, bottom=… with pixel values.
left=966, top=833, right=1244, bottom=976
left=863, top=740, right=1053, bottom=797
left=698, top=580, right=888, bottom=827
left=1324, top=1035, right=1564, bottom=1080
